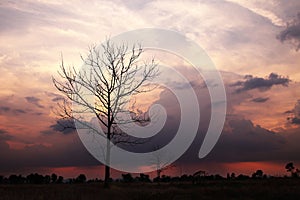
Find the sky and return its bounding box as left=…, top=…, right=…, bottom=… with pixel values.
left=1, top=0, right=300, bottom=179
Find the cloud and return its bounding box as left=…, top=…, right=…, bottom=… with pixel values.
left=291, top=117, right=300, bottom=124
left=25, top=96, right=40, bottom=103
left=232, top=73, right=290, bottom=93
left=119, top=77, right=287, bottom=164
left=251, top=97, right=269, bottom=103
left=1, top=0, right=300, bottom=175
left=51, top=96, right=65, bottom=102
left=0, top=1, right=79, bottom=34
left=128, top=74, right=296, bottom=164
left=40, top=130, right=54, bottom=135
left=226, top=0, right=285, bottom=27
left=0, top=105, right=26, bottom=115
left=25, top=96, right=44, bottom=108
left=0, top=133, right=99, bottom=171
left=13, top=109, right=27, bottom=114
left=195, top=118, right=286, bottom=163
left=45, top=92, right=65, bottom=102
left=0, top=6, right=33, bottom=33
left=0, top=96, right=34, bottom=117
left=287, top=100, right=300, bottom=125
left=278, top=13, right=300, bottom=50
left=49, top=119, right=75, bottom=134
left=0, top=106, right=10, bottom=114
left=0, top=129, right=13, bottom=141
left=294, top=100, right=300, bottom=116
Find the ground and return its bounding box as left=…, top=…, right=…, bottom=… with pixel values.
left=1, top=179, right=300, bottom=200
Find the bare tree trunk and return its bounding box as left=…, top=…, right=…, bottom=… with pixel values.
left=104, top=165, right=110, bottom=188
left=157, top=169, right=161, bottom=179
left=104, top=127, right=111, bottom=188
left=52, top=40, right=158, bottom=189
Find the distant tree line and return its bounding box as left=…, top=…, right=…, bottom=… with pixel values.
left=1, top=162, right=299, bottom=185
left=0, top=173, right=85, bottom=184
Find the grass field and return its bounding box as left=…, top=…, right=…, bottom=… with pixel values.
left=1, top=179, right=300, bottom=200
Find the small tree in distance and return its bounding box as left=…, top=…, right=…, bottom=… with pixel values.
left=76, top=174, right=87, bottom=183
left=150, top=145, right=175, bottom=182
left=285, top=162, right=300, bottom=178
left=51, top=173, right=57, bottom=183
left=252, top=170, right=264, bottom=179
left=53, top=39, right=159, bottom=188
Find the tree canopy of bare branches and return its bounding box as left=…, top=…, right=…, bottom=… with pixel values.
left=53, top=39, right=158, bottom=188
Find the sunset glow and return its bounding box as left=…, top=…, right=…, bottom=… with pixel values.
left=1, top=0, right=300, bottom=180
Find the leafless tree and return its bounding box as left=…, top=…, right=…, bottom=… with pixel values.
left=192, top=170, right=206, bottom=184
left=52, top=39, right=158, bottom=188
left=150, top=145, right=175, bottom=181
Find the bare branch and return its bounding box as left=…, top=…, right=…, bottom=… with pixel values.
left=52, top=39, right=159, bottom=187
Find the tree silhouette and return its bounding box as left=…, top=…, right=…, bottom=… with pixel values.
left=122, top=173, right=134, bottom=183
left=8, top=175, right=25, bottom=184
left=137, top=173, right=151, bottom=182
left=51, top=173, right=57, bottom=183
left=285, top=162, right=299, bottom=177
left=230, top=173, right=236, bottom=179
left=57, top=176, right=64, bottom=183
left=285, top=162, right=295, bottom=173
left=53, top=39, right=158, bottom=188
left=252, top=170, right=264, bottom=179
left=237, top=174, right=250, bottom=180
left=149, top=145, right=175, bottom=181
left=44, top=175, right=51, bottom=184
left=76, top=174, right=86, bottom=183
left=192, top=170, right=206, bottom=184
left=26, top=173, right=45, bottom=184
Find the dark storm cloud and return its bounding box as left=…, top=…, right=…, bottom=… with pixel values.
left=180, top=118, right=286, bottom=164
left=0, top=98, right=95, bottom=171
left=25, top=96, right=44, bottom=108
left=0, top=133, right=99, bottom=171
left=251, top=97, right=269, bottom=103
left=120, top=80, right=288, bottom=164
left=49, top=119, right=75, bottom=135
left=232, top=73, right=290, bottom=93
left=278, top=13, right=300, bottom=50
left=139, top=75, right=291, bottom=164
